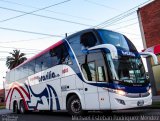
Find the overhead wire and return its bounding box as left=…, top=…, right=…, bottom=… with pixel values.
left=0, top=37, right=52, bottom=43
left=97, top=11, right=136, bottom=28
left=104, top=17, right=138, bottom=27
left=0, top=0, right=95, bottom=21
left=0, top=45, right=42, bottom=51
left=0, top=26, right=63, bottom=37
left=95, top=0, right=152, bottom=28
left=0, top=6, right=92, bottom=27
left=113, top=22, right=138, bottom=30
left=0, top=0, right=72, bottom=22
left=0, top=0, right=152, bottom=46
left=0, top=51, right=36, bottom=55
left=84, top=0, right=120, bottom=11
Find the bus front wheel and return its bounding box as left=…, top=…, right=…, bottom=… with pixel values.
left=67, top=95, right=85, bottom=116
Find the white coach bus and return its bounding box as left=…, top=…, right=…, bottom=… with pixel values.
left=5, top=29, right=156, bottom=115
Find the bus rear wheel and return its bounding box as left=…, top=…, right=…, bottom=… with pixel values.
left=67, top=95, right=85, bottom=116
left=19, top=100, right=26, bottom=114
left=13, top=101, right=19, bottom=114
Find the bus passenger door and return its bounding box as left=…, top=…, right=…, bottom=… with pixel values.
left=80, top=53, right=100, bottom=110
left=96, top=54, right=111, bottom=110
left=81, top=50, right=110, bottom=110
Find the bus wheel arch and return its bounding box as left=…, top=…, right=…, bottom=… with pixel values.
left=66, top=93, right=86, bottom=116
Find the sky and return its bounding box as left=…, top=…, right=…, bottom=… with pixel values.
left=0, top=0, right=153, bottom=89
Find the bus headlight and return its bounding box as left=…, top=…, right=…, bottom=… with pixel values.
left=103, top=88, right=126, bottom=96
left=148, top=88, right=152, bottom=94
left=116, top=90, right=126, bottom=96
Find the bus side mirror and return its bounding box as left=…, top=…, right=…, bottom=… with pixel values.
left=139, top=52, right=158, bottom=65
left=81, top=44, right=118, bottom=59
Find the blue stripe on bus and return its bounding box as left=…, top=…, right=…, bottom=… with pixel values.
left=24, top=84, right=60, bottom=110
left=47, top=84, right=60, bottom=110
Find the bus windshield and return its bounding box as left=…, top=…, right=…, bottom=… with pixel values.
left=98, top=29, right=137, bottom=52
left=106, top=54, right=146, bottom=84
left=98, top=29, right=146, bottom=84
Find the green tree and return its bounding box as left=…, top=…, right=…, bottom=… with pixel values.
left=6, top=50, right=27, bottom=70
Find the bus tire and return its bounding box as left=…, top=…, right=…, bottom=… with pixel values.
left=19, top=100, right=26, bottom=114
left=13, top=101, right=19, bottom=114
left=67, top=95, right=85, bottom=116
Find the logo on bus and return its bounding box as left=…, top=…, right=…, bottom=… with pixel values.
left=39, top=71, right=60, bottom=82
left=121, top=50, right=135, bottom=57
left=62, top=68, right=68, bottom=74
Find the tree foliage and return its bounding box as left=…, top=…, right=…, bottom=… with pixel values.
left=6, top=50, right=27, bottom=70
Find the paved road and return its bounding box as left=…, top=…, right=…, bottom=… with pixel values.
left=0, top=109, right=160, bottom=121
left=0, top=109, right=12, bottom=115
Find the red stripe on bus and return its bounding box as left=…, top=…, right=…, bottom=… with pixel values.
left=14, top=82, right=30, bottom=99
left=5, top=82, right=30, bottom=103
left=9, top=87, right=28, bottom=110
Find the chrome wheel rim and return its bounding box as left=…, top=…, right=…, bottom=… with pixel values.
left=71, top=99, right=81, bottom=113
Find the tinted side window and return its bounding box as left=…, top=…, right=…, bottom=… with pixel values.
left=50, top=44, right=72, bottom=66
left=69, top=32, right=100, bottom=59
left=22, top=64, right=28, bottom=78
left=6, top=72, right=10, bottom=82
left=49, top=49, right=59, bottom=66
left=80, top=32, right=97, bottom=48
left=15, top=68, right=19, bottom=81
left=69, top=36, right=82, bottom=58
left=35, top=56, right=43, bottom=73
left=10, top=70, right=15, bottom=82
left=28, top=60, right=35, bottom=75
left=42, top=52, right=52, bottom=70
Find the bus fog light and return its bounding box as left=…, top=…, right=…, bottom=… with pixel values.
left=116, top=98, right=126, bottom=105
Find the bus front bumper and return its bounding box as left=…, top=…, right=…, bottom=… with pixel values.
left=109, top=92, right=152, bottom=110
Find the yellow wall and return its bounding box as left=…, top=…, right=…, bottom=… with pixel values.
left=152, top=64, right=160, bottom=95
left=150, top=54, right=160, bottom=65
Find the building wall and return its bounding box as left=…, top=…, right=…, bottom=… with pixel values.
left=138, top=0, right=160, bottom=48
left=0, top=89, right=5, bottom=102
left=138, top=0, right=160, bottom=95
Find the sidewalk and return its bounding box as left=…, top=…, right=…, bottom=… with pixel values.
left=152, top=95, right=160, bottom=102
left=148, top=95, right=160, bottom=109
